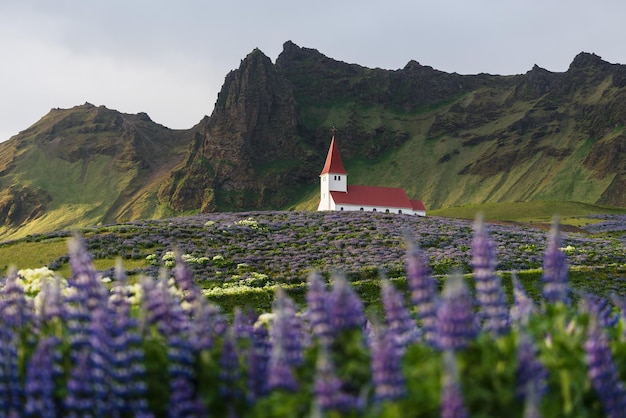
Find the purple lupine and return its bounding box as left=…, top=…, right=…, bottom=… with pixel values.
left=370, top=324, right=406, bottom=402
left=247, top=323, right=271, bottom=402
left=441, top=351, right=468, bottom=418
left=109, top=266, right=151, bottom=416
left=267, top=289, right=303, bottom=392
left=140, top=275, right=189, bottom=338
left=168, top=376, right=206, bottom=418
left=405, top=237, right=438, bottom=346
left=542, top=220, right=570, bottom=305
left=436, top=274, right=478, bottom=351
left=327, top=273, right=366, bottom=334
left=515, top=333, right=547, bottom=401
left=65, top=350, right=95, bottom=417
left=173, top=252, right=202, bottom=312
left=88, top=307, right=114, bottom=416
left=585, top=319, right=626, bottom=418
left=168, top=335, right=205, bottom=417
left=270, top=288, right=305, bottom=367
left=471, top=216, right=509, bottom=336
left=219, top=330, right=242, bottom=400
left=67, top=235, right=109, bottom=312
left=25, top=336, right=61, bottom=418
left=0, top=326, right=22, bottom=416
left=188, top=299, right=228, bottom=352
left=0, top=270, right=26, bottom=415
left=313, top=347, right=357, bottom=412
left=0, top=268, right=32, bottom=329
left=233, top=307, right=255, bottom=342
left=583, top=293, right=618, bottom=329
left=509, top=272, right=535, bottom=327
left=66, top=236, right=109, bottom=361
left=306, top=271, right=332, bottom=346
left=381, top=279, right=420, bottom=349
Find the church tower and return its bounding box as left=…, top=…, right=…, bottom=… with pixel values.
left=318, top=136, right=347, bottom=211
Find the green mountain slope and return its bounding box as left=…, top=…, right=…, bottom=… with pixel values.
left=0, top=43, right=624, bottom=240
left=0, top=103, right=191, bottom=239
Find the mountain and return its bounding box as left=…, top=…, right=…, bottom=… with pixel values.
left=0, top=42, right=624, bottom=239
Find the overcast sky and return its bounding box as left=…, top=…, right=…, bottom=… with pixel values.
left=2, top=0, right=626, bottom=142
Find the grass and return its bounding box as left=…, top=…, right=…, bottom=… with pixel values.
left=429, top=201, right=626, bottom=223
left=0, top=238, right=68, bottom=275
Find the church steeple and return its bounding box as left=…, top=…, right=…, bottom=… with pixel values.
left=318, top=135, right=348, bottom=211
left=320, top=136, right=347, bottom=176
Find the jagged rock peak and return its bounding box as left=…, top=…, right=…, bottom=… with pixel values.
left=523, top=63, right=557, bottom=95
left=569, top=52, right=607, bottom=70
left=403, top=60, right=423, bottom=71
left=276, top=40, right=326, bottom=68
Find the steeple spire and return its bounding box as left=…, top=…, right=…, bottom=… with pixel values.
left=320, top=136, right=347, bottom=176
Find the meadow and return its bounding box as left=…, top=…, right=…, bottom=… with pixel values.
left=0, top=211, right=625, bottom=416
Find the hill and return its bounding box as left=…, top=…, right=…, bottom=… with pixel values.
left=0, top=42, right=625, bottom=239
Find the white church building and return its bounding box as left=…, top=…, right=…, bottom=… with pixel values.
left=317, top=136, right=426, bottom=216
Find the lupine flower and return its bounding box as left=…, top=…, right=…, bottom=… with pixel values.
left=88, top=307, right=114, bottom=416
left=67, top=235, right=108, bottom=312
left=109, top=265, right=151, bottom=416
left=270, top=288, right=305, bottom=367
left=168, top=335, right=204, bottom=417
left=381, top=279, right=420, bottom=349
left=247, top=322, right=271, bottom=401
left=0, top=327, right=22, bottom=415
left=0, top=268, right=32, bottom=330
left=441, top=351, right=468, bottom=418
left=471, top=216, right=509, bottom=336
left=219, top=330, right=242, bottom=400
left=313, top=347, right=358, bottom=412
left=370, top=324, right=406, bottom=401
left=65, top=350, right=96, bottom=417
left=584, top=319, right=626, bottom=418
left=306, top=271, right=332, bottom=346
left=268, top=289, right=303, bottom=392
left=542, top=220, right=570, bottom=305
left=168, top=376, right=206, bottom=418
left=509, top=272, right=535, bottom=327
left=25, top=336, right=61, bottom=418
left=233, top=307, right=255, bottom=342
left=173, top=252, right=202, bottom=312
left=436, top=274, right=477, bottom=351
left=140, top=274, right=189, bottom=338
left=515, top=333, right=547, bottom=401
left=188, top=299, right=228, bottom=352
left=327, top=273, right=365, bottom=333
left=583, top=293, right=618, bottom=329
left=405, top=237, right=438, bottom=345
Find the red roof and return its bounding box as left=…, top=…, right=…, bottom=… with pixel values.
left=410, top=199, right=426, bottom=211
left=320, top=136, right=347, bottom=176
left=331, top=185, right=418, bottom=209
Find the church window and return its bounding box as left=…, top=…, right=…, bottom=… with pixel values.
left=398, top=210, right=402, bottom=214
left=338, top=176, right=341, bottom=180
left=385, top=209, right=390, bottom=213
left=360, top=207, right=364, bottom=211
left=373, top=208, right=377, bottom=212
left=340, top=207, right=344, bottom=211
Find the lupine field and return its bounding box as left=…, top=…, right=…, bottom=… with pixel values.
left=1, top=211, right=625, bottom=416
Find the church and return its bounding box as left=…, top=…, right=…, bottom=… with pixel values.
left=317, top=136, right=426, bottom=216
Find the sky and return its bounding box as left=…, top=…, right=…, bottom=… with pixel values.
left=2, top=0, right=626, bottom=142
